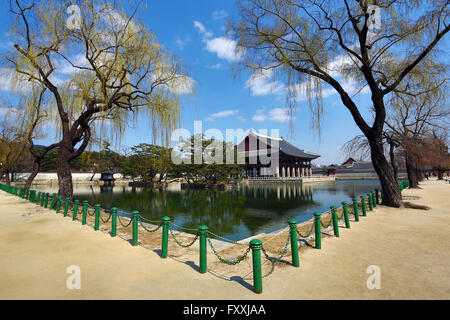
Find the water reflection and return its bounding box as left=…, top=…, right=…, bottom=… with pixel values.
left=47, top=180, right=380, bottom=241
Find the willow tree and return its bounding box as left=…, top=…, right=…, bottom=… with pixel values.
left=230, top=0, right=449, bottom=207
left=5, top=0, right=191, bottom=197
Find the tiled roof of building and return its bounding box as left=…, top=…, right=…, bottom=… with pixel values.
left=238, top=130, right=320, bottom=160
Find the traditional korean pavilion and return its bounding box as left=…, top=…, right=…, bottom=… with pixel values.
left=237, top=130, right=320, bottom=178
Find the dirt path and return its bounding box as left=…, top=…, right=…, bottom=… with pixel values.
left=0, top=180, right=449, bottom=299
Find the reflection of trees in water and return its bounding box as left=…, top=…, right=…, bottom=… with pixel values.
left=68, top=180, right=384, bottom=239
left=73, top=182, right=322, bottom=237
left=239, top=183, right=319, bottom=234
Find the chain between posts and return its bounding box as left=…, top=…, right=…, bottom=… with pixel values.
left=320, top=212, right=333, bottom=228
left=207, top=235, right=251, bottom=265
left=169, top=227, right=199, bottom=247
left=100, top=210, right=112, bottom=223
left=117, top=213, right=133, bottom=228
left=138, top=216, right=163, bottom=233
left=297, top=223, right=315, bottom=238
left=206, top=230, right=249, bottom=247
left=261, top=232, right=291, bottom=262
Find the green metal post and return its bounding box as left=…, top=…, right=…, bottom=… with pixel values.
left=36, top=192, right=41, bottom=204
left=314, top=212, right=321, bottom=249
left=82, top=200, right=88, bottom=225
left=39, top=192, right=44, bottom=207
left=44, top=193, right=49, bottom=208
left=368, top=193, right=373, bottom=211
left=64, top=197, right=70, bottom=217
left=288, top=219, right=299, bottom=267
left=132, top=211, right=139, bottom=245
left=111, top=207, right=117, bottom=237
left=49, top=193, right=56, bottom=210
left=161, top=216, right=171, bottom=258
left=375, top=188, right=380, bottom=205
left=198, top=225, right=208, bottom=273
left=360, top=196, right=367, bottom=217
left=342, top=202, right=350, bottom=228
left=56, top=196, right=62, bottom=213
left=331, top=206, right=339, bottom=237
left=72, top=200, right=79, bottom=221
left=250, top=239, right=263, bottom=294
left=371, top=191, right=376, bottom=208
left=94, top=204, right=101, bottom=231
left=352, top=198, right=360, bottom=221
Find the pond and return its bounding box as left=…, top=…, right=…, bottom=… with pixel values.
left=35, top=179, right=382, bottom=241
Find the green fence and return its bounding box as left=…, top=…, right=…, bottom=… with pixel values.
left=0, top=182, right=406, bottom=294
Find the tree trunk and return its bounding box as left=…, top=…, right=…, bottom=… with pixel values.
left=405, top=156, right=419, bottom=188
left=24, top=161, right=41, bottom=190
left=416, top=169, right=424, bottom=182
left=57, top=141, right=74, bottom=198
left=90, top=168, right=96, bottom=181
left=369, top=138, right=402, bottom=207
left=389, top=142, right=399, bottom=182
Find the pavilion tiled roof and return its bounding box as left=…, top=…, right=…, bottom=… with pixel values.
left=239, top=130, right=320, bottom=160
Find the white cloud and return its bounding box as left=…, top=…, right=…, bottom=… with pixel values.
left=194, top=20, right=244, bottom=62
left=174, top=36, right=190, bottom=50
left=193, top=21, right=213, bottom=39
left=209, top=63, right=222, bottom=70
left=245, top=69, right=285, bottom=96
left=0, top=68, right=33, bottom=93
left=237, top=116, right=247, bottom=123
left=252, top=108, right=267, bottom=122
left=205, top=109, right=239, bottom=121
left=205, top=37, right=243, bottom=62
left=246, top=54, right=369, bottom=100
left=212, top=10, right=228, bottom=20
left=252, top=107, right=292, bottom=123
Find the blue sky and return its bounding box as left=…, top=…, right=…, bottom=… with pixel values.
left=0, top=0, right=379, bottom=165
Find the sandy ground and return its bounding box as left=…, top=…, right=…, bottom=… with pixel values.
left=0, top=179, right=449, bottom=299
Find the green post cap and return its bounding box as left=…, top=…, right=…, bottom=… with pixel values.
left=74, top=200, right=79, bottom=203
left=95, top=204, right=101, bottom=207
left=352, top=198, right=357, bottom=201
left=111, top=207, right=117, bottom=211
left=288, top=219, right=297, bottom=225
left=250, top=239, right=262, bottom=247
left=314, top=212, right=321, bottom=217
left=341, top=201, right=347, bottom=205
left=162, top=216, right=171, bottom=222
left=132, top=210, right=139, bottom=215
left=198, top=225, right=208, bottom=231
left=66, top=197, right=70, bottom=200
left=83, top=200, right=88, bottom=203
left=330, top=205, right=337, bottom=209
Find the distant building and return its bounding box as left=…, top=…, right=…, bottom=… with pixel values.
left=237, top=130, right=320, bottom=178
left=342, top=157, right=357, bottom=167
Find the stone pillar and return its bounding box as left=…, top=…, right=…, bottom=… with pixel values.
left=276, top=166, right=279, bottom=178
left=287, top=167, right=290, bottom=178
left=301, top=168, right=305, bottom=177
left=282, top=167, right=285, bottom=178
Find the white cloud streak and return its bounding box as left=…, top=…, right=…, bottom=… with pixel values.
left=205, top=109, right=239, bottom=121
left=193, top=20, right=244, bottom=62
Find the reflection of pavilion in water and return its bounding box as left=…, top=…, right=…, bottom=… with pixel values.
left=241, top=182, right=314, bottom=202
